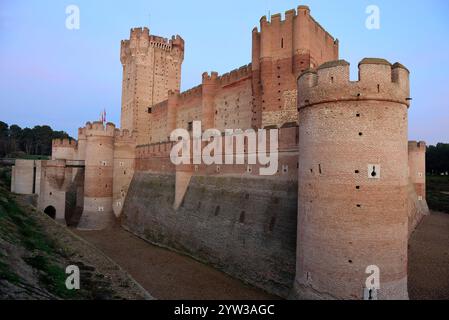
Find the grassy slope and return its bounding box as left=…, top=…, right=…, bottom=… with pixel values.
left=0, top=166, right=148, bottom=300
left=0, top=177, right=81, bottom=299
left=427, top=175, right=449, bottom=214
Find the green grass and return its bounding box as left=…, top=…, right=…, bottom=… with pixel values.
left=0, top=167, right=11, bottom=188
left=23, top=254, right=78, bottom=299
left=0, top=254, right=21, bottom=285
left=0, top=185, right=80, bottom=299
left=427, top=175, right=449, bottom=214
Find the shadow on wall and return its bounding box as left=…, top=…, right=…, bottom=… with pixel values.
left=122, top=172, right=298, bottom=298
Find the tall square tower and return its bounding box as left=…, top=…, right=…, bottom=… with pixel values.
left=120, top=27, right=184, bottom=145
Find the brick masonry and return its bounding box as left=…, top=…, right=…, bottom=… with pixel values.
left=10, top=5, right=429, bottom=300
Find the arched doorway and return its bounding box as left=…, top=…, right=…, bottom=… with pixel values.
left=44, top=206, right=56, bottom=219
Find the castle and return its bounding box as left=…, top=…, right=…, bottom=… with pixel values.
left=10, top=5, right=429, bottom=299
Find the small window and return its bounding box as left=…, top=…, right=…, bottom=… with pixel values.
left=147, top=107, right=152, bottom=114
left=239, top=211, right=246, bottom=223
left=281, top=38, right=284, bottom=48
left=187, top=122, right=193, bottom=131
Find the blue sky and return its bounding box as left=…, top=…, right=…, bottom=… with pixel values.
left=0, top=0, right=448, bottom=144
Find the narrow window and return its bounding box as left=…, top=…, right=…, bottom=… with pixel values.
left=281, top=38, right=284, bottom=48
left=239, top=211, right=246, bottom=223
left=269, top=217, right=276, bottom=232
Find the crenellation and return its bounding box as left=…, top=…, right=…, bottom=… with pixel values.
left=408, top=140, right=427, bottom=152
left=52, top=138, right=77, bottom=148
left=285, top=9, right=296, bottom=19
left=179, top=84, right=203, bottom=101
left=298, top=58, right=411, bottom=109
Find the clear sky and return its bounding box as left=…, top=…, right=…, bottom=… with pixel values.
left=0, top=0, right=448, bottom=144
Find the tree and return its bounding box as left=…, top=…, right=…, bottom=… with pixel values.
left=427, top=143, right=449, bottom=175
left=0, top=121, right=9, bottom=157
left=0, top=121, right=73, bottom=158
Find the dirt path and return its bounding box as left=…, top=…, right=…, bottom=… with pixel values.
left=408, top=211, right=449, bottom=300
left=75, top=225, right=278, bottom=300
left=74, top=211, right=449, bottom=300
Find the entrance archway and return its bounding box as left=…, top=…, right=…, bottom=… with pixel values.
left=44, top=206, right=56, bottom=219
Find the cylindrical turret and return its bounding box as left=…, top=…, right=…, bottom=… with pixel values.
left=76, top=127, right=87, bottom=161
left=408, top=141, right=426, bottom=200
left=295, top=59, right=411, bottom=300
left=51, top=138, right=77, bottom=160
left=78, top=121, right=115, bottom=230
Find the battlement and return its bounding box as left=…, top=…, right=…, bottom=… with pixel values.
left=121, top=27, right=184, bottom=64
left=256, top=6, right=336, bottom=45
left=170, top=35, right=185, bottom=50
left=168, top=89, right=180, bottom=97
left=78, top=127, right=87, bottom=140
left=259, top=6, right=308, bottom=26
left=52, top=138, right=77, bottom=148
left=130, top=27, right=149, bottom=38
left=202, top=71, right=219, bottom=84
left=408, top=140, right=427, bottom=152
left=84, top=121, right=116, bottom=137
left=297, top=58, right=411, bottom=109
left=218, top=64, right=252, bottom=86
left=179, top=84, right=203, bottom=101
left=114, top=128, right=137, bottom=143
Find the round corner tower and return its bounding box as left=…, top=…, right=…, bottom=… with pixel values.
left=295, top=58, right=411, bottom=299
left=76, top=127, right=87, bottom=161
left=78, top=121, right=115, bottom=230
left=408, top=140, right=426, bottom=201
left=51, top=138, right=77, bottom=160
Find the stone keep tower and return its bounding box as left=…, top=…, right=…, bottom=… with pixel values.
left=251, top=6, right=339, bottom=129
left=78, top=121, right=115, bottom=230
left=295, top=59, right=411, bottom=300
left=120, top=27, right=184, bottom=145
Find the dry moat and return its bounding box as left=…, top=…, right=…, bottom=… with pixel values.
left=1, top=179, right=448, bottom=299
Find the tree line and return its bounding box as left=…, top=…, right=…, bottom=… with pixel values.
left=0, top=121, right=73, bottom=158
left=427, top=143, right=449, bottom=175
